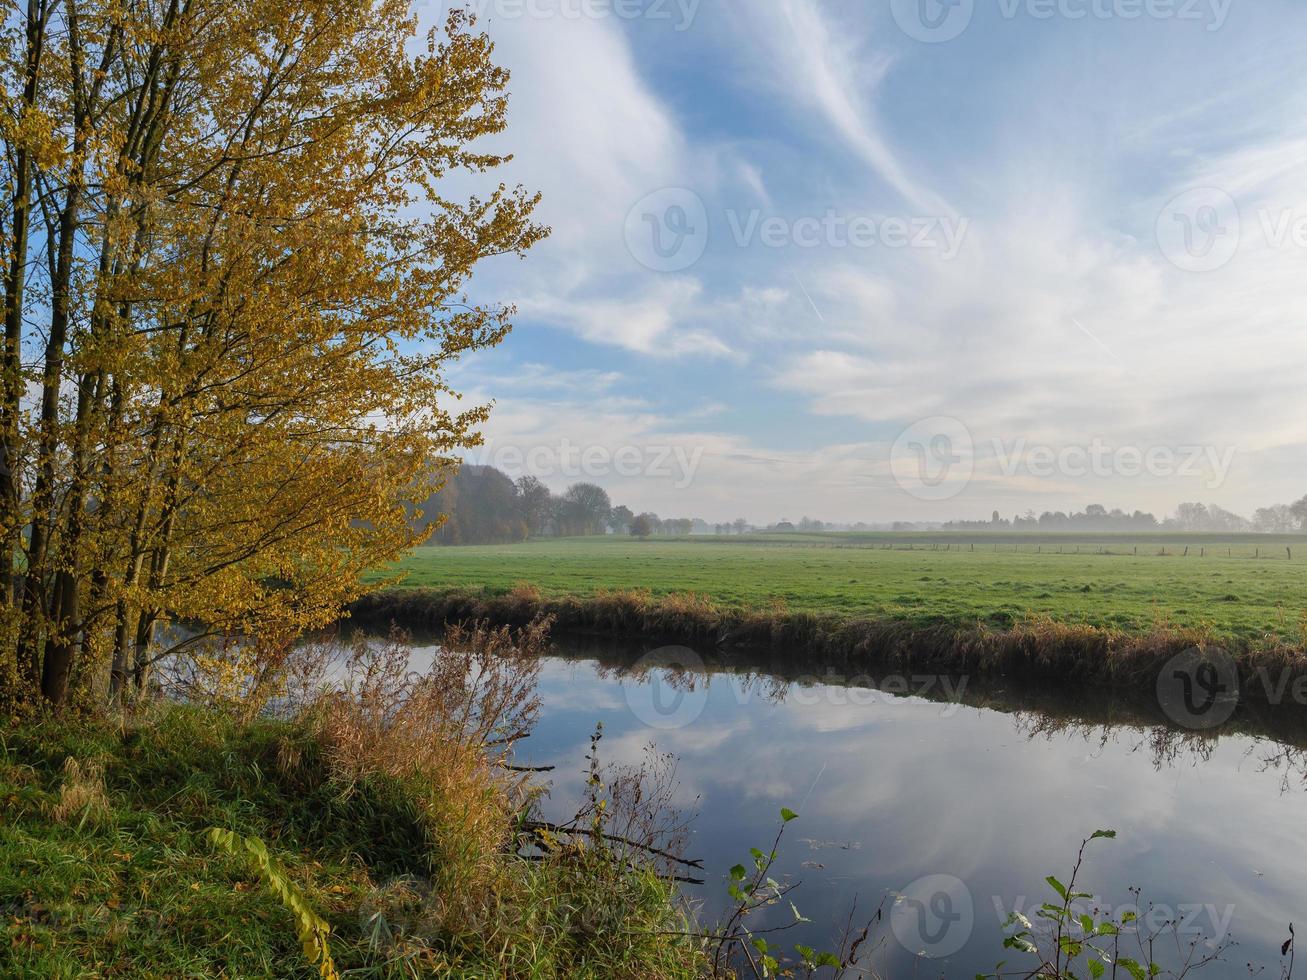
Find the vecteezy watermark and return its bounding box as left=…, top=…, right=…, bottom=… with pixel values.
left=1158, top=651, right=1307, bottom=731
left=891, top=0, right=976, bottom=42
left=1156, top=186, right=1307, bottom=272
left=890, top=420, right=1238, bottom=501
left=994, top=894, right=1237, bottom=943
left=723, top=210, right=970, bottom=258
left=892, top=0, right=1232, bottom=42
left=625, top=188, right=710, bottom=273
left=469, top=0, right=702, bottom=31
left=788, top=673, right=970, bottom=718
left=622, top=663, right=971, bottom=729
left=891, top=874, right=975, bottom=958
left=359, top=876, right=438, bottom=951
left=890, top=416, right=976, bottom=502
left=623, top=646, right=710, bottom=730
left=624, top=188, right=970, bottom=272
left=1157, top=646, right=1239, bottom=730
left=467, top=439, right=705, bottom=490
left=1156, top=187, right=1241, bottom=273
left=993, top=439, right=1237, bottom=490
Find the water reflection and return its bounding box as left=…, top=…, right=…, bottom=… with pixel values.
left=361, top=631, right=1307, bottom=976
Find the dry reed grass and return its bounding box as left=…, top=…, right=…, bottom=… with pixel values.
left=51, top=756, right=110, bottom=826
left=306, top=619, right=549, bottom=932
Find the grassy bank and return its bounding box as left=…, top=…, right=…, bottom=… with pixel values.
left=382, top=535, right=1307, bottom=645
left=0, top=704, right=702, bottom=978
left=350, top=583, right=1307, bottom=708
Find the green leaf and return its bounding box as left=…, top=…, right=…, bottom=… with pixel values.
left=730, top=864, right=747, bottom=881
left=1089, top=829, right=1117, bottom=841
left=780, top=807, right=798, bottom=823
left=1046, top=876, right=1069, bottom=900
left=1089, top=959, right=1106, bottom=978
left=1118, top=957, right=1147, bottom=980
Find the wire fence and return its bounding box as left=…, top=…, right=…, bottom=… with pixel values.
left=667, top=537, right=1302, bottom=561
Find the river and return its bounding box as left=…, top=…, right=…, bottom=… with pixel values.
left=352, top=630, right=1307, bottom=977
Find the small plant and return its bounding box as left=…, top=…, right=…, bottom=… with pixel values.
left=206, top=827, right=340, bottom=980
left=982, top=829, right=1235, bottom=979
left=710, top=808, right=880, bottom=979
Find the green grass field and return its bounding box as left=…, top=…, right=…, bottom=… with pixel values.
left=383, top=533, right=1307, bottom=645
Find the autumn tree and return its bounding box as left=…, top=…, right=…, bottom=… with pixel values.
left=0, top=2, right=544, bottom=709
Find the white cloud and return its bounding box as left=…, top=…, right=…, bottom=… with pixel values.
left=425, top=4, right=746, bottom=355
left=738, top=0, right=955, bottom=217
left=426, top=1, right=1307, bottom=520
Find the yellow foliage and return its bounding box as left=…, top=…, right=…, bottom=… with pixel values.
left=0, top=2, right=546, bottom=707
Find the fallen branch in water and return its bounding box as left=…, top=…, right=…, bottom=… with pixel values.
left=513, top=850, right=705, bottom=885
left=518, top=819, right=705, bottom=871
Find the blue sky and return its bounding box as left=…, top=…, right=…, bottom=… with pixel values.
left=422, top=0, right=1307, bottom=524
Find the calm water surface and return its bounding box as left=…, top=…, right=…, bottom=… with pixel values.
left=396, top=635, right=1306, bottom=977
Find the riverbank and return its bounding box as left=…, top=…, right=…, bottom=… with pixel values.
left=0, top=705, right=702, bottom=978
left=383, top=536, right=1307, bottom=645
left=350, top=585, right=1307, bottom=709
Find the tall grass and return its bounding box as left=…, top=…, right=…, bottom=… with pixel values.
left=0, top=621, right=706, bottom=978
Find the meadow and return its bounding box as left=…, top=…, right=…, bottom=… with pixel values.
left=383, top=533, right=1307, bottom=645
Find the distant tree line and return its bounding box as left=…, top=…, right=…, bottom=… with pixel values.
left=940, top=497, right=1307, bottom=534
left=416, top=468, right=1307, bottom=545
left=415, top=466, right=741, bottom=545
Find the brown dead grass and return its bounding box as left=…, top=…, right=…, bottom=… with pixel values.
left=307, top=619, right=550, bottom=931
left=51, top=757, right=110, bottom=826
